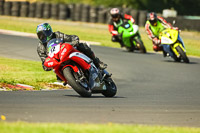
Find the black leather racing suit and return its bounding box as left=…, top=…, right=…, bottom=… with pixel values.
left=37, top=31, right=100, bottom=71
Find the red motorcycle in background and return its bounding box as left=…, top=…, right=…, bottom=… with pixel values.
left=44, top=38, right=117, bottom=97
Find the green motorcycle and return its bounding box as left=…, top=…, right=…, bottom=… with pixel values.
left=118, top=20, right=146, bottom=53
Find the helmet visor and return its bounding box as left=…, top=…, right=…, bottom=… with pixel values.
left=37, top=31, right=47, bottom=43
left=111, top=14, right=119, bottom=18
left=45, top=29, right=52, bottom=37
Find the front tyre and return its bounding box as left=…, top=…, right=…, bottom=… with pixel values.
left=63, top=67, right=92, bottom=97
left=135, top=38, right=146, bottom=53
left=102, top=77, right=117, bottom=97
left=176, top=46, right=190, bottom=63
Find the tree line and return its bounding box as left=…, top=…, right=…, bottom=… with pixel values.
left=40, top=0, right=200, bottom=16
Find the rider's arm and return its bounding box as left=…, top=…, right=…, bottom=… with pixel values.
left=55, top=31, right=80, bottom=46
left=157, top=16, right=172, bottom=28
left=37, top=43, right=52, bottom=71
left=145, top=23, right=161, bottom=45
left=108, top=24, right=118, bottom=36
left=145, top=22, right=155, bottom=40
left=124, top=14, right=135, bottom=23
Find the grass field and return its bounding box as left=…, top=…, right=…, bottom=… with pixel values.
left=0, top=56, right=55, bottom=90
left=0, top=122, right=200, bottom=133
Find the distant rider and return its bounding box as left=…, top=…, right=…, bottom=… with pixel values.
left=36, top=23, right=107, bottom=81
left=145, top=12, right=178, bottom=57
left=108, top=8, right=135, bottom=47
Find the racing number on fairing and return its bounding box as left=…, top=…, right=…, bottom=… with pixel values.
left=49, top=45, right=60, bottom=58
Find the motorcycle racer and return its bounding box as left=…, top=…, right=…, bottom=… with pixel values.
left=36, top=23, right=107, bottom=81
left=145, top=12, right=177, bottom=56
left=108, top=8, right=135, bottom=47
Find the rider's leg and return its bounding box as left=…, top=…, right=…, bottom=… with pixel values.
left=77, top=42, right=107, bottom=69
left=112, top=35, right=124, bottom=47
left=162, top=44, right=175, bottom=58
left=178, top=34, right=185, bottom=48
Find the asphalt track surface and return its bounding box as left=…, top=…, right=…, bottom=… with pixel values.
left=0, top=34, right=200, bottom=127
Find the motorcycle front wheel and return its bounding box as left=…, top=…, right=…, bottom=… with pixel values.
left=135, top=38, right=146, bottom=53
left=176, top=46, right=190, bottom=63
left=63, top=67, right=92, bottom=97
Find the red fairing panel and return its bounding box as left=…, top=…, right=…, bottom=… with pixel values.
left=70, top=56, right=91, bottom=70
left=62, top=65, right=79, bottom=73
left=59, top=43, right=78, bottom=62
left=44, top=57, right=59, bottom=68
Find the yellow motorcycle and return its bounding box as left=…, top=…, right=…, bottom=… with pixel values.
left=159, top=28, right=189, bottom=63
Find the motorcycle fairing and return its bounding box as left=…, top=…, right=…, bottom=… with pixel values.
left=69, top=52, right=91, bottom=70
left=160, top=28, right=178, bottom=45
left=69, top=52, right=92, bottom=64
left=59, top=43, right=76, bottom=62
left=44, top=57, right=59, bottom=68
left=118, top=20, right=140, bottom=48
left=68, top=52, right=102, bottom=90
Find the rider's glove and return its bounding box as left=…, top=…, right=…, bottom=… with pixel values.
left=71, top=40, right=79, bottom=47
left=172, top=27, right=179, bottom=31
left=111, top=31, right=118, bottom=36
left=153, top=38, right=161, bottom=45
left=42, top=65, right=52, bottom=71
left=130, top=18, right=135, bottom=24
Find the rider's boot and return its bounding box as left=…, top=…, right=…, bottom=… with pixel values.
left=93, top=57, right=107, bottom=70
left=162, top=50, right=167, bottom=57
left=119, top=41, right=125, bottom=47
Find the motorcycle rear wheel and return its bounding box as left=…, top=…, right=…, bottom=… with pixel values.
left=176, top=46, right=190, bottom=63
left=102, top=77, right=117, bottom=97
left=63, top=67, right=92, bottom=97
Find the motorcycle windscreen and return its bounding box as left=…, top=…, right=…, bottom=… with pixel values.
left=47, top=38, right=62, bottom=58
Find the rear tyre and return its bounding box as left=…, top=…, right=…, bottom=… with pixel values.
left=176, top=46, right=189, bottom=63
left=102, top=77, right=117, bottom=97
left=63, top=67, right=91, bottom=97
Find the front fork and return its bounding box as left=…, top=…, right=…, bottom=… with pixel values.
left=132, top=32, right=142, bottom=47
left=171, top=34, right=186, bottom=57
left=171, top=42, right=186, bottom=57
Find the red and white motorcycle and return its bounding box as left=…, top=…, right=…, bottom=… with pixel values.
left=44, top=38, right=117, bottom=97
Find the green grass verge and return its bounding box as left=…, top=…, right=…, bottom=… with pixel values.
left=0, top=56, right=56, bottom=90
left=0, top=16, right=200, bottom=56
left=0, top=122, right=200, bottom=133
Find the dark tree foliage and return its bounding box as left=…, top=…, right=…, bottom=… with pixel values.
left=40, top=0, right=200, bottom=15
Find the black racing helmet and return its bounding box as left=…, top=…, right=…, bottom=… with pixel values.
left=36, top=23, right=53, bottom=43
left=110, top=8, right=120, bottom=19
left=147, top=12, right=158, bottom=26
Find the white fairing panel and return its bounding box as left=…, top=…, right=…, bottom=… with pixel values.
left=132, top=24, right=139, bottom=34
left=48, top=45, right=60, bottom=58
left=69, top=52, right=92, bottom=63
left=161, top=37, right=174, bottom=44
